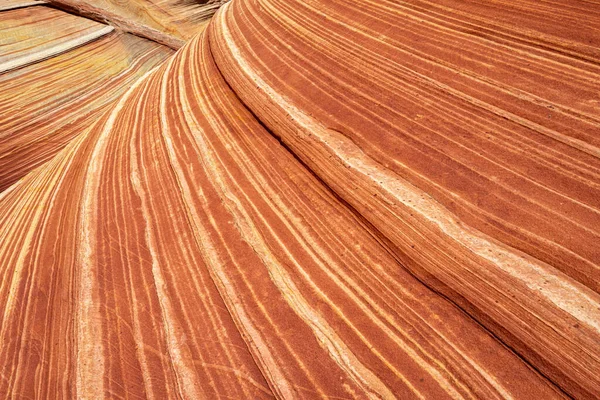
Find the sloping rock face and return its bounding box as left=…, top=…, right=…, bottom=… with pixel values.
left=0, top=0, right=599, bottom=399
left=0, top=36, right=172, bottom=191
left=48, top=0, right=229, bottom=47
left=0, top=6, right=173, bottom=191
left=0, top=6, right=112, bottom=72
left=208, top=0, right=600, bottom=397
left=0, top=1, right=47, bottom=12
left=0, top=25, right=567, bottom=400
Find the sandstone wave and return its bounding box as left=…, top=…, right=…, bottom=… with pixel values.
left=0, top=0, right=598, bottom=398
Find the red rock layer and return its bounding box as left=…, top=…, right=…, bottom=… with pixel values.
left=0, top=28, right=173, bottom=192
left=209, top=0, right=600, bottom=397
left=1, top=0, right=599, bottom=398
left=0, top=25, right=567, bottom=400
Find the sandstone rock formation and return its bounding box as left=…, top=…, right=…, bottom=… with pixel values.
left=0, top=0, right=598, bottom=399
left=0, top=1, right=46, bottom=12
left=209, top=0, right=600, bottom=397
left=0, top=6, right=112, bottom=73
left=47, top=0, right=229, bottom=48
left=0, top=5, right=173, bottom=191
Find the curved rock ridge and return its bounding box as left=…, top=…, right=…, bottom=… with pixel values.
left=0, top=28, right=173, bottom=192
left=209, top=0, right=600, bottom=397
left=0, top=0, right=599, bottom=399
left=211, top=0, right=600, bottom=290
left=0, top=26, right=567, bottom=400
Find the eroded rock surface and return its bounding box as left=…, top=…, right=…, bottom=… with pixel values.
left=209, top=0, right=600, bottom=397
left=0, top=0, right=598, bottom=399
left=0, top=5, right=174, bottom=191
left=48, top=0, right=229, bottom=47
left=0, top=6, right=112, bottom=72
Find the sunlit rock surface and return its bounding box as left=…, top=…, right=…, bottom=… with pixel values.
left=0, top=0, right=46, bottom=12
left=0, top=5, right=173, bottom=191
left=0, top=0, right=599, bottom=399
left=209, top=0, right=600, bottom=397
left=0, top=6, right=112, bottom=72
left=48, top=0, right=229, bottom=47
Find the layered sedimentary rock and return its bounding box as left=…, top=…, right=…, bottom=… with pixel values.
left=0, top=0, right=46, bottom=12
left=0, top=6, right=113, bottom=72
left=1, top=0, right=599, bottom=399
left=0, top=26, right=568, bottom=400
left=0, top=24, right=173, bottom=191
left=209, top=0, right=600, bottom=397
left=48, top=0, right=229, bottom=48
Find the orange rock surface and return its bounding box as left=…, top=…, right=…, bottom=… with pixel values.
left=0, top=16, right=173, bottom=190
left=0, top=0, right=598, bottom=398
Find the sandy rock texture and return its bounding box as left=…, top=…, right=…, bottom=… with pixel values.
left=0, top=5, right=174, bottom=191
left=209, top=0, right=600, bottom=397
left=0, top=0, right=46, bottom=12
left=0, top=0, right=598, bottom=399
left=47, top=0, right=229, bottom=48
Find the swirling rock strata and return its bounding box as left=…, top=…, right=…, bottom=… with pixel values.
left=0, top=24, right=173, bottom=191
left=0, top=21, right=571, bottom=400
left=48, top=0, right=229, bottom=48
left=209, top=0, right=600, bottom=397
left=0, top=6, right=113, bottom=72
left=1, top=0, right=599, bottom=398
